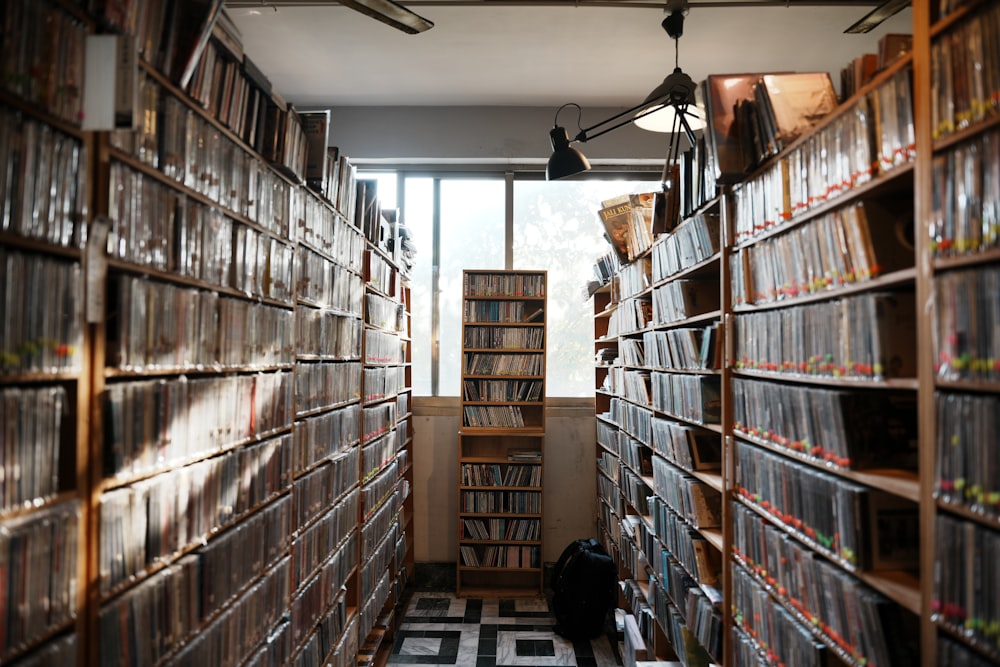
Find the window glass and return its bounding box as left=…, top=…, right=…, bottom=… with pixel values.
left=513, top=179, right=655, bottom=396
left=438, top=179, right=506, bottom=395
left=404, top=177, right=434, bottom=396
left=377, top=171, right=656, bottom=397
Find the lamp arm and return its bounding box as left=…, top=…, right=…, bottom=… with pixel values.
left=575, top=95, right=669, bottom=142
left=659, top=107, right=698, bottom=184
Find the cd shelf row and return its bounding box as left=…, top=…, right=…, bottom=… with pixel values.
left=732, top=291, right=915, bottom=380
left=297, top=246, right=364, bottom=313
left=0, top=250, right=81, bottom=375
left=292, top=403, right=361, bottom=474
left=463, top=325, right=544, bottom=350
left=0, top=106, right=87, bottom=249
left=99, top=434, right=294, bottom=594
left=108, top=275, right=296, bottom=371
left=730, top=199, right=912, bottom=308
left=292, top=488, right=358, bottom=587
left=363, top=365, right=405, bottom=402
left=732, top=501, right=917, bottom=666
left=364, top=328, right=406, bottom=366
left=291, top=449, right=359, bottom=531
left=464, top=272, right=545, bottom=297
left=296, top=309, right=361, bottom=361
left=97, top=497, right=291, bottom=667
left=103, top=372, right=293, bottom=480
left=294, top=361, right=361, bottom=416
left=732, top=67, right=915, bottom=246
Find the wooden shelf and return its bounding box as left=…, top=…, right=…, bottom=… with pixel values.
left=458, top=270, right=546, bottom=597
left=734, top=431, right=921, bottom=502
left=652, top=252, right=722, bottom=285
left=932, top=245, right=1000, bottom=273
left=732, top=368, right=919, bottom=391
left=732, top=162, right=914, bottom=251
left=732, top=267, right=917, bottom=313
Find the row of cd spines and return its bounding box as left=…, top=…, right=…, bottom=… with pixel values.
left=732, top=290, right=915, bottom=380
left=458, top=544, right=541, bottom=569
left=102, top=369, right=345, bottom=479
left=0, top=255, right=368, bottom=377
left=599, top=412, right=719, bottom=476
left=2, top=476, right=362, bottom=667
left=615, top=324, right=721, bottom=373
left=612, top=212, right=720, bottom=302
left=733, top=68, right=914, bottom=245
left=101, top=374, right=408, bottom=483
left=730, top=500, right=916, bottom=667
left=0, top=100, right=365, bottom=273
left=608, top=374, right=721, bottom=432
left=463, top=273, right=546, bottom=298
left=622, top=513, right=722, bottom=661
left=108, top=68, right=363, bottom=248
left=97, top=453, right=405, bottom=665
left=111, top=196, right=363, bottom=309
left=108, top=276, right=405, bottom=370
left=730, top=200, right=907, bottom=309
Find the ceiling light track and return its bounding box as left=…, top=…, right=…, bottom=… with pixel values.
left=225, top=0, right=434, bottom=32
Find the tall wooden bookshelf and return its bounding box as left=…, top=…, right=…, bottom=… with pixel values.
left=0, top=2, right=414, bottom=665
left=917, top=1, right=1000, bottom=665
left=457, top=269, right=546, bottom=597
left=357, top=233, right=414, bottom=665
left=0, top=1, right=92, bottom=664
left=592, top=2, right=1000, bottom=664
left=594, top=196, right=726, bottom=664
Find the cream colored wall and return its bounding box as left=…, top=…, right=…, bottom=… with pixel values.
left=412, top=398, right=597, bottom=564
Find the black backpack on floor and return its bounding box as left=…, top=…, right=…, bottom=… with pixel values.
left=551, top=538, right=617, bottom=640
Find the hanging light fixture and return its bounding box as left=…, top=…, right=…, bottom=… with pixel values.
left=545, top=0, right=700, bottom=180
left=634, top=6, right=705, bottom=134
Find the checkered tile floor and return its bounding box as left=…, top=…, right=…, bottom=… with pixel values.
left=388, top=593, right=622, bottom=666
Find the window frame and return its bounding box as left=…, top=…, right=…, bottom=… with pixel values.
left=357, top=164, right=662, bottom=397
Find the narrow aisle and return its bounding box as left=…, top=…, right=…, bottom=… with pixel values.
left=388, top=592, right=623, bottom=667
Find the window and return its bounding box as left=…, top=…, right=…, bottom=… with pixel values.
left=361, top=170, right=657, bottom=397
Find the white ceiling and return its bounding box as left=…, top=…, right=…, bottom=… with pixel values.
left=225, top=1, right=913, bottom=110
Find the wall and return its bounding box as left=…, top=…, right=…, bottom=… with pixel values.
left=412, top=398, right=597, bottom=564
left=323, top=106, right=671, bottom=165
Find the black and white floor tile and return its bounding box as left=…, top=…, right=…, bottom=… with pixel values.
left=388, top=592, right=622, bottom=667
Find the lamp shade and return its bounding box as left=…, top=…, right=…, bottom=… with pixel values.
left=546, top=126, right=591, bottom=180
left=634, top=102, right=706, bottom=133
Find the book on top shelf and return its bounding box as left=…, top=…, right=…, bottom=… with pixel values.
left=655, top=165, right=682, bottom=233
left=757, top=72, right=839, bottom=149
left=164, top=0, right=226, bottom=90
left=598, top=192, right=658, bottom=262
left=704, top=73, right=763, bottom=182
left=705, top=72, right=838, bottom=181
left=300, top=110, right=332, bottom=191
